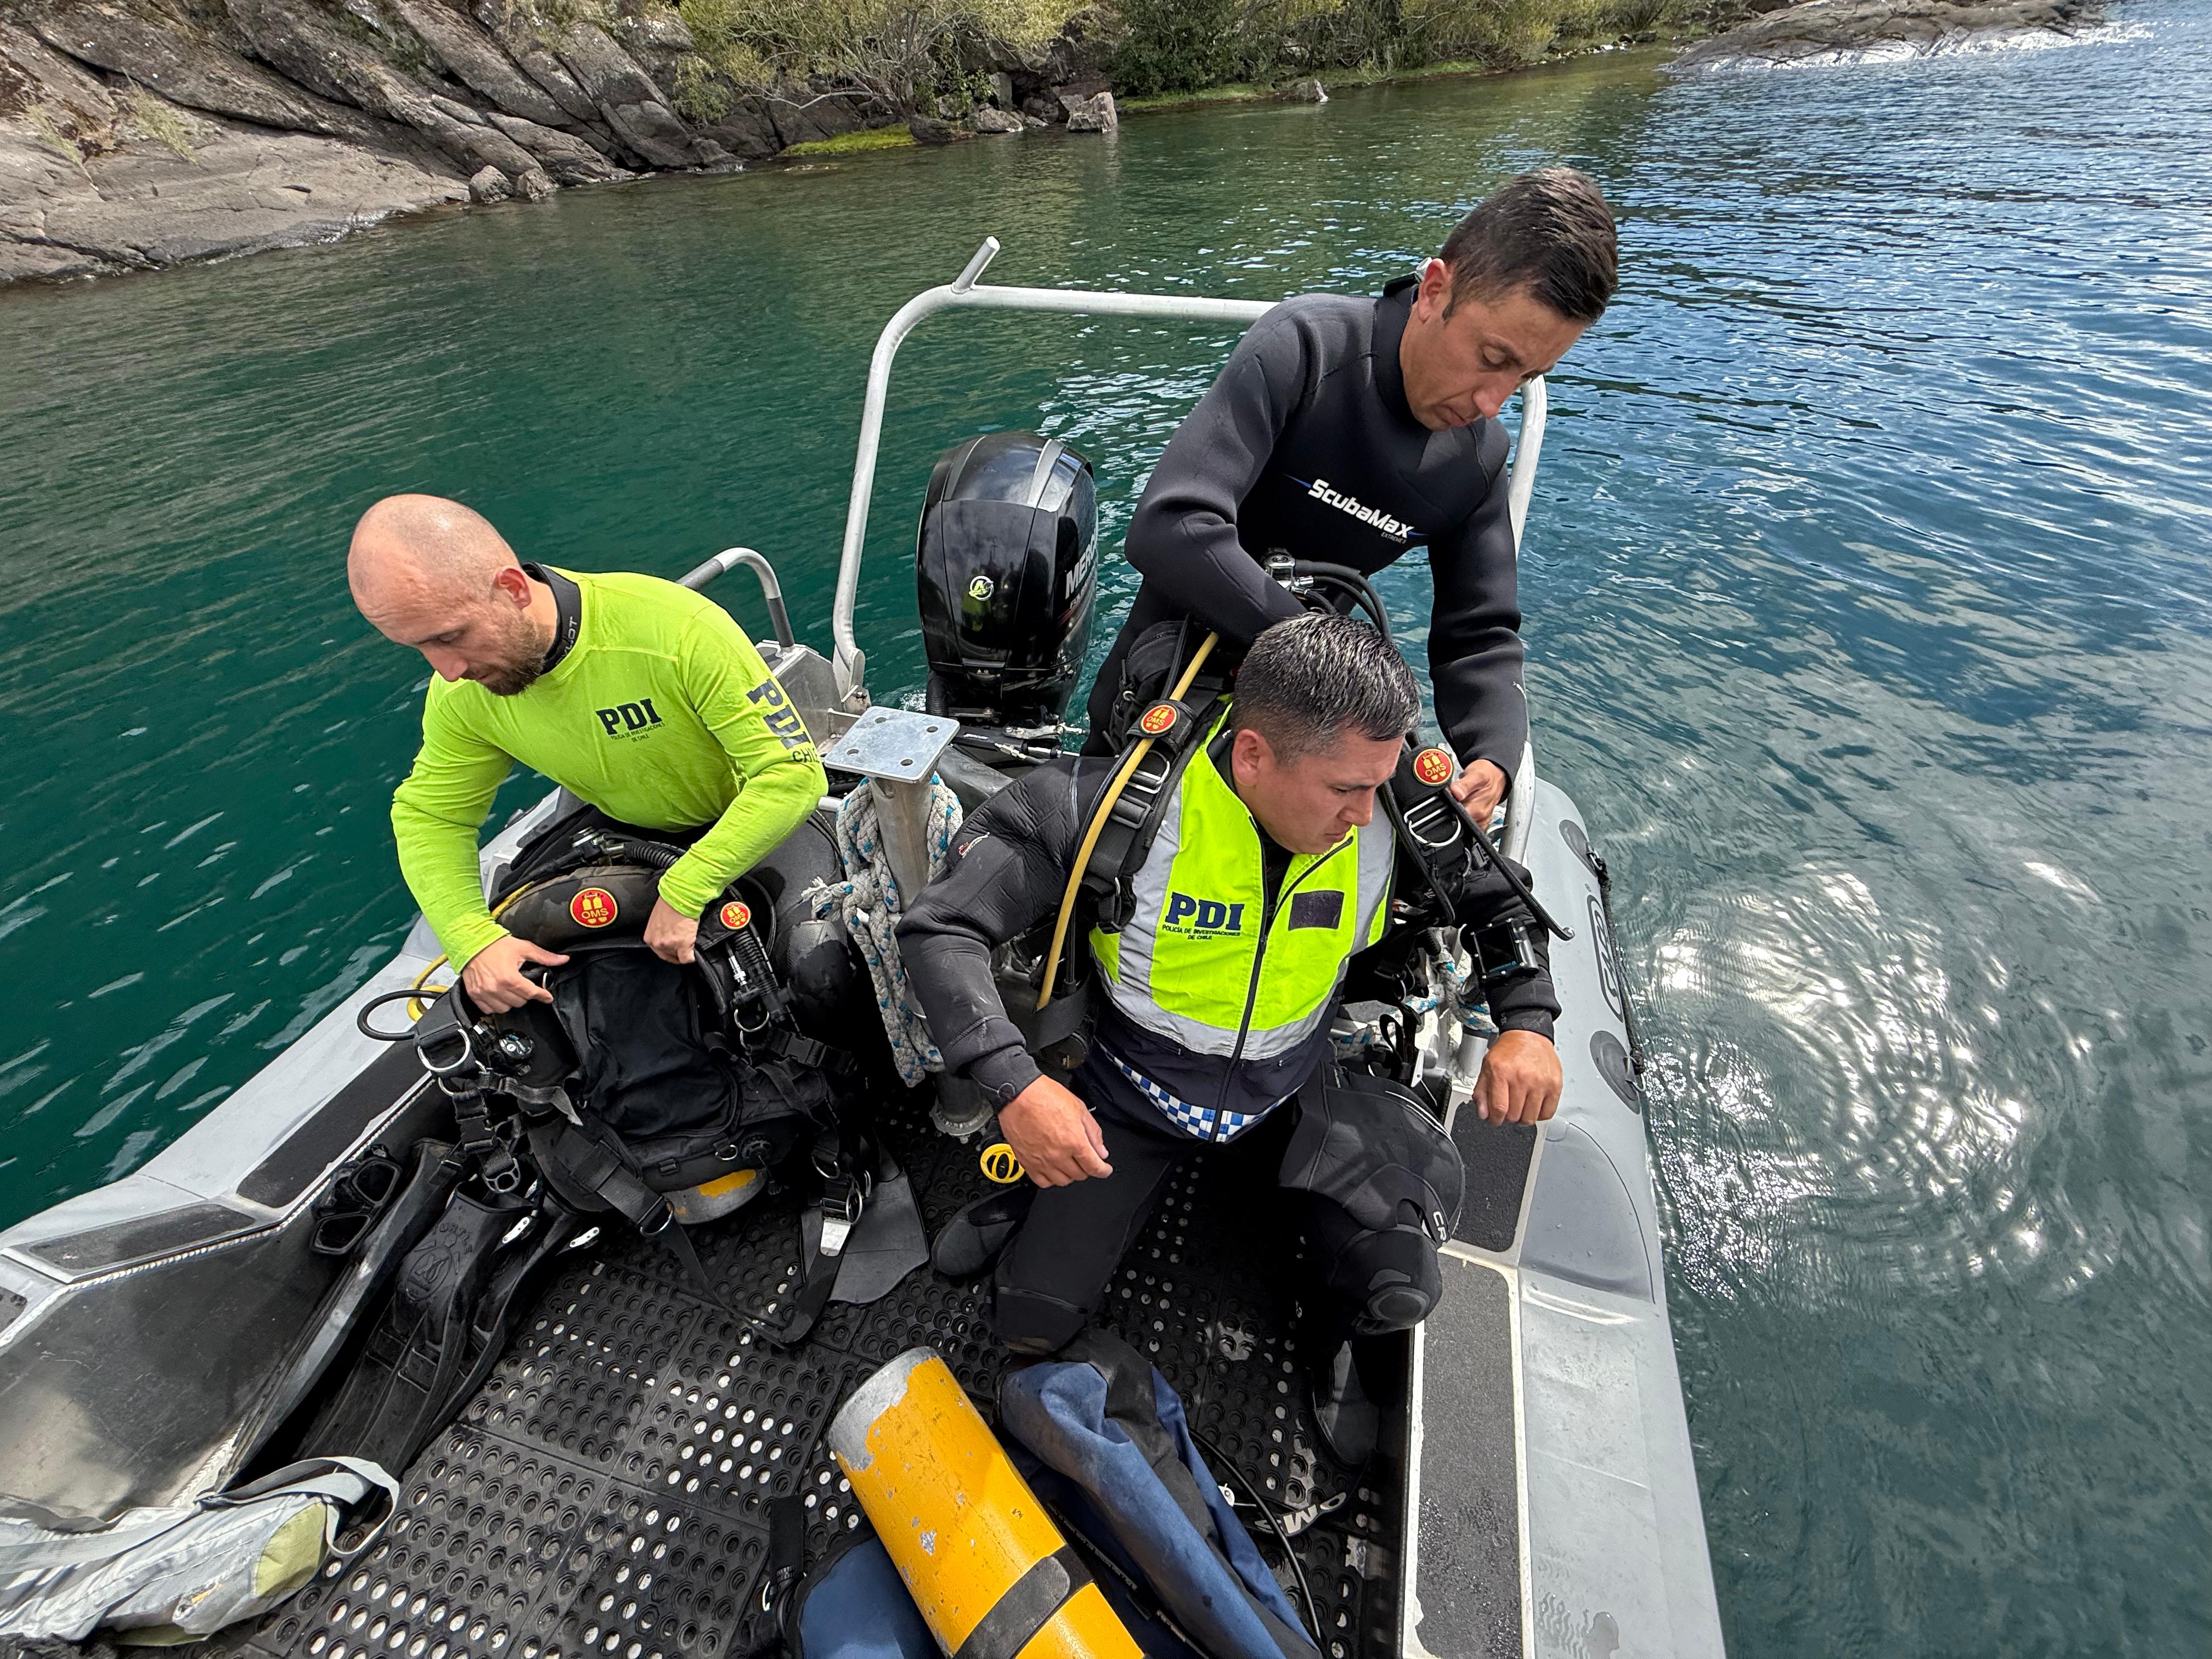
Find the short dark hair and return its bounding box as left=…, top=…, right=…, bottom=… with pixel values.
left=1232, top=612, right=1420, bottom=763
left=1440, top=166, right=1617, bottom=324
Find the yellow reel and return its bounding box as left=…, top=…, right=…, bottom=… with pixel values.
left=980, top=1143, right=1026, bottom=1185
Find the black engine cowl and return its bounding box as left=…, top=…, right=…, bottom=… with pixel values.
left=916, top=431, right=1098, bottom=731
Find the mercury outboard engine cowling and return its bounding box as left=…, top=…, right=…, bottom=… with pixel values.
left=917, top=431, right=1098, bottom=731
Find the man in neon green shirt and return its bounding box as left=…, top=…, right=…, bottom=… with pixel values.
left=349, top=494, right=827, bottom=1012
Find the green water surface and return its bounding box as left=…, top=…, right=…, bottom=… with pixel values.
left=4, top=14, right=2210, bottom=1652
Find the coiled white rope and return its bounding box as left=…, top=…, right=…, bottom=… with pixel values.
left=814, top=780, right=963, bottom=1085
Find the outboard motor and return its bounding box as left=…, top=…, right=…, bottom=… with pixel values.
left=916, top=431, right=1098, bottom=740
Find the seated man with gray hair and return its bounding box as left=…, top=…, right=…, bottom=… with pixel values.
left=900, top=612, right=1563, bottom=1464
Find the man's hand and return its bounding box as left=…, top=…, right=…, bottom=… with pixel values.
left=459, top=934, right=570, bottom=1012
left=645, top=896, right=699, bottom=964
left=1474, top=1029, right=1562, bottom=1125
left=1000, top=1075, right=1113, bottom=1187
left=1450, top=758, right=1509, bottom=824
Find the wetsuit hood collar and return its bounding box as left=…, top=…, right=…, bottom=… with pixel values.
left=523, top=563, right=586, bottom=681
left=1373, top=276, right=1421, bottom=432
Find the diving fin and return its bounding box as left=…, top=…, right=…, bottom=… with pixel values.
left=930, top=1186, right=1036, bottom=1280
left=303, top=1186, right=535, bottom=1472
left=830, top=1162, right=928, bottom=1306
left=236, top=1139, right=462, bottom=1473
left=1306, top=1341, right=1379, bottom=1469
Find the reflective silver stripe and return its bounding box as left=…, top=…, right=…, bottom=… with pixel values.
left=1354, top=815, right=1394, bottom=945
left=1107, top=787, right=1183, bottom=1007
left=1102, top=975, right=1242, bottom=1054
left=1228, top=984, right=1343, bottom=1059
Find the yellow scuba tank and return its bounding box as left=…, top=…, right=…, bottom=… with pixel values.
left=827, top=1348, right=1139, bottom=1659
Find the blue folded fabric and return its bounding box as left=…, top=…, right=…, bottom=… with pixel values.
left=789, top=1536, right=936, bottom=1659
left=1001, top=1358, right=1317, bottom=1659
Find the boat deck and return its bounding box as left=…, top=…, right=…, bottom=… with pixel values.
left=211, top=1082, right=1534, bottom=1659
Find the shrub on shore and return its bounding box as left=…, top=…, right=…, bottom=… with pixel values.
left=1113, top=0, right=1689, bottom=97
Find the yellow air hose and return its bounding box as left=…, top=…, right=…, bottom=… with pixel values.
left=1036, top=633, right=1217, bottom=1009
left=404, top=881, right=540, bottom=1020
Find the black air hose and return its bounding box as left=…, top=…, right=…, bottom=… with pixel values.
left=1288, top=561, right=1393, bottom=642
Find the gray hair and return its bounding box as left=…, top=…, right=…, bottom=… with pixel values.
left=1231, top=612, right=1420, bottom=763
left=1440, top=166, right=1618, bottom=324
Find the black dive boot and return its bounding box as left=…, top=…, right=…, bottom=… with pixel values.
left=1307, top=1339, right=1379, bottom=1469
left=930, top=1186, right=1036, bottom=1279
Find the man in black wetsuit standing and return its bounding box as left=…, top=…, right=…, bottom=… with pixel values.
left=1087, top=166, right=1618, bottom=824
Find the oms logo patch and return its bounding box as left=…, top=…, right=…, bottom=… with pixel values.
left=719, top=900, right=752, bottom=930
left=571, top=888, right=618, bottom=928
left=1139, top=703, right=1178, bottom=737
left=1163, top=892, right=1246, bottom=936
left=1413, top=746, right=1455, bottom=787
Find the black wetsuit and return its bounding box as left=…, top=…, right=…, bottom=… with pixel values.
left=1088, top=278, right=1527, bottom=780
left=896, top=755, right=1558, bottom=1353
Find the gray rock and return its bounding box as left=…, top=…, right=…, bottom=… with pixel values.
left=391, top=0, right=574, bottom=129
left=1023, top=114, right=1046, bottom=128
left=26, top=1, right=386, bottom=143
left=1020, top=93, right=1062, bottom=123
left=610, top=10, right=695, bottom=56
left=1060, top=89, right=1116, bottom=132
left=514, top=163, right=554, bottom=200
left=907, top=114, right=953, bottom=144
left=430, top=93, right=484, bottom=125
left=510, top=43, right=605, bottom=127
left=2, top=101, right=464, bottom=280
left=766, top=87, right=877, bottom=146
left=553, top=22, right=716, bottom=168
left=1284, top=76, right=1327, bottom=102
left=467, top=161, right=507, bottom=200
left=486, top=112, right=629, bottom=182
left=221, top=0, right=533, bottom=185
left=972, top=106, right=1024, bottom=133
left=1674, top=0, right=2102, bottom=66
left=696, top=93, right=781, bottom=160
left=989, top=70, right=1013, bottom=108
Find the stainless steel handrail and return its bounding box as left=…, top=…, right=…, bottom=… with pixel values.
left=680, top=546, right=796, bottom=648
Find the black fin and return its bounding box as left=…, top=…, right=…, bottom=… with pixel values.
left=303, top=1187, right=535, bottom=1471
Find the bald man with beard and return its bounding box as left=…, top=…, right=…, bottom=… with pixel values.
left=349, top=494, right=826, bottom=1012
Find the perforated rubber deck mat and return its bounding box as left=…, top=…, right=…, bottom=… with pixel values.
left=225, top=1091, right=1419, bottom=1659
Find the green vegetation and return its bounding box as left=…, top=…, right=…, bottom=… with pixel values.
left=1113, top=0, right=1686, bottom=98
left=665, top=0, right=1081, bottom=120
left=783, top=123, right=917, bottom=154
left=125, top=89, right=197, bottom=159
left=25, top=105, right=88, bottom=171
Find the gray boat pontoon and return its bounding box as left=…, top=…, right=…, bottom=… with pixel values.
left=0, top=242, right=1725, bottom=1659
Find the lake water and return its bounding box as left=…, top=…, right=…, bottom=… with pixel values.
left=2, top=4, right=2208, bottom=1650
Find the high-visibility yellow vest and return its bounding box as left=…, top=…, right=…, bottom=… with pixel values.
left=1090, top=728, right=1393, bottom=1064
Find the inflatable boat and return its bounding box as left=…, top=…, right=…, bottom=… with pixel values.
left=0, top=242, right=1725, bottom=1658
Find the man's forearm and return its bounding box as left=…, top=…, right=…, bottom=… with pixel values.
left=895, top=768, right=1089, bottom=1104
left=658, top=749, right=828, bottom=918
left=896, top=919, right=1043, bottom=1106
left=1429, top=444, right=1530, bottom=774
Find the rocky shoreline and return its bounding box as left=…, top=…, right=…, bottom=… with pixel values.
left=1673, top=0, right=2106, bottom=69
left=0, top=0, right=2116, bottom=286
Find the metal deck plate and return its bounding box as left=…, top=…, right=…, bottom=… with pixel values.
left=223, top=1091, right=1412, bottom=1659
